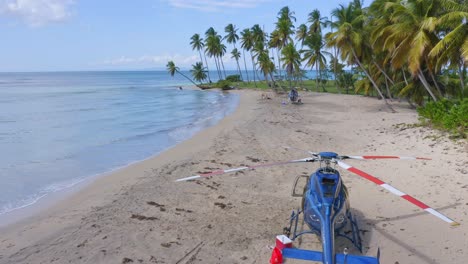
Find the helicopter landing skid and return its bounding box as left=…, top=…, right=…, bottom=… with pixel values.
left=336, top=212, right=363, bottom=252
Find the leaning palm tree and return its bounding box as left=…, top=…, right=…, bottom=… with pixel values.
left=190, top=62, right=207, bottom=84
left=166, top=61, right=199, bottom=87
left=428, top=1, right=468, bottom=98
left=371, top=0, right=443, bottom=101
left=190, top=34, right=211, bottom=83
left=326, top=3, right=389, bottom=106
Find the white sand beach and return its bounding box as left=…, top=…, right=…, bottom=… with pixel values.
left=0, top=90, right=467, bottom=264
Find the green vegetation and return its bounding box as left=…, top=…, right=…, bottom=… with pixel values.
left=167, top=0, right=467, bottom=136
left=225, top=74, right=241, bottom=82
left=418, top=99, right=468, bottom=138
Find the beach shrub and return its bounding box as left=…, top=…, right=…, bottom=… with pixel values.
left=418, top=98, right=467, bottom=137
left=226, top=75, right=241, bottom=82
left=216, top=80, right=232, bottom=90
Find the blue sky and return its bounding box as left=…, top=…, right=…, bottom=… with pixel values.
left=0, top=0, right=368, bottom=72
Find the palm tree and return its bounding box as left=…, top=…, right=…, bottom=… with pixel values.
left=278, top=6, right=296, bottom=23
left=302, top=34, right=331, bottom=92
left=326, top=3, right=389, bottom=106
left=231, top=48, right=243, bottom=79
left=308, top=9, right=327, bottom=34
left=429, top=2, right=468, bottom=98
left=275, top=18, right=294, bottom=48
left=205, top=34, right=221, bottom=80
left=190, top=34, right=211, bottom=83
left=251, top=24, right=266, bottom=81
left=190, top=62, right=207, bottom=84
left=166, top=61, right=199, bottom=87
left=269, top=30, right=283, bottom=78
left=225, top=24, right=243, bottom=80
left=257, top=50, right=277, bottom=89
left=241, top=28, right=257, bottom=86
left=295, top=24, right=308, bottom=47
left=371, top=0, right=443, bottom=101
left=217, top=40, right=228, bottom=79
left=281, top=42, right=301, bottom=89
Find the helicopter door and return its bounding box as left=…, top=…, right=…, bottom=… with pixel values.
left=291, top=175, right=309, bottom=197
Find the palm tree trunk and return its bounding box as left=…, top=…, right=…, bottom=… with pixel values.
left=384, top=76, right=393, bottom=100
left=264, top=73, right=269, bottom=86
left=319, top=64, right=326, bottom=92
left=198, top=50, right=211, bottom=83
left=374, top=61, right=394, bottom=85
left=176, top=70, right=200, bottom=87
left=277, top=48, right=282, bottom=78
left=334, top=47, right=341, bottom=94
left=428, top=70, right=443, bottom=98
left=220, top=58, right=227, bottom=79
left=250, top=52, right=257, bottom=87
left=351, top=48, right=392, bottom=109
left=242, top=50, right=250, bottom=83
left=233, top=43, right=243, bottom=80
left=458, top=61, right=466, bottom=98
left=417, top=69, right=438, bottom=102
left=202, top=52, right=212, bottom=83
left=402, top=69, right=409, bottom=85
left=316, top=64, right=320, bottom=92
left=236, top=59, right=243, bottom=80
left=214, top=57, right=221, bottom=80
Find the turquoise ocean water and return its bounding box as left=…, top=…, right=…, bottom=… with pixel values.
left=0, top=71, right=239, bottom=217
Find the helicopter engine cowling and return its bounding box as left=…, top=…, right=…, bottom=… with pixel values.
left=302, top=167, right=349, bottom=264
left=303, top=168, right=348, bottom=232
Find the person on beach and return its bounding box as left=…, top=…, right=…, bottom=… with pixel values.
left=289, top=88, right=301, bottom=104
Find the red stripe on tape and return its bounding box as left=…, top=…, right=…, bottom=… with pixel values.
left=401, top=194, right=430, bottom=209
left=201, top=170, right=225, bottom=177
left=348, top=167, right=385, bottom=185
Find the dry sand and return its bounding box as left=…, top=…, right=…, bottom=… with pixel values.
left=0, top=90, right=467, bottom=264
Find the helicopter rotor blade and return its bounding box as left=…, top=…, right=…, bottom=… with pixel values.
left=336, top=160, right=459, bottom=226
left=176, top=157, right=316, bottom=182
left=341, top=155, right=431, bottom=160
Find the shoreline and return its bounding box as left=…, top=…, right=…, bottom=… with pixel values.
left=0, top=90, right=466, bottom=264
left=0, top=87, right=239, bottom=227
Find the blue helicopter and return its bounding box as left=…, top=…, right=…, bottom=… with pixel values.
left=176, top=151, right=458, bottom=264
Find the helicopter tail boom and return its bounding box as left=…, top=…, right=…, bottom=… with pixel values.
left=271, top=247, right=380, bottom=264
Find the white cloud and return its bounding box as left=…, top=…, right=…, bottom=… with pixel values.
left=97, top=53, right=239, bottom=70
left=166, top=0, right=272, bottom=12
left=99, top=54, right=200, bottom=68
left=0, top=0, right=74, bottom=27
